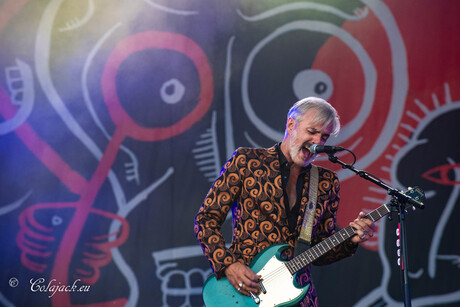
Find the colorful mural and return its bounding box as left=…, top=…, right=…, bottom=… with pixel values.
left=0, top=0, right=459, bottom=306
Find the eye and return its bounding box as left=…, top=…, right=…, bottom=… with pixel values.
left=160, top=78, right=185, bottom=104
left=293, top=69, right=333, bottom=100
left=52, top=215, right=63, bottom=226
left=422, top=163, right=460, bottom=185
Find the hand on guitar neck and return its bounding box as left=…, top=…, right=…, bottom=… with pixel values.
left=224, top=211, right=375, bottom=297
left=349, top=211, right=376, bottom=244
left=203, top=188, right=424, bottom=306
left=225, top=262, right=261, bottom=296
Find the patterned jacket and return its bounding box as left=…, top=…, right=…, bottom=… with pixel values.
left=194, top=145, right=358, bottom=305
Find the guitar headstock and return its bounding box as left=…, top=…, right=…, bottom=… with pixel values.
left=401, top=186, right=425, bottom=211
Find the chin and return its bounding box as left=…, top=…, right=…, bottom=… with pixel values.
left=295, top=159, right=309, bottom=167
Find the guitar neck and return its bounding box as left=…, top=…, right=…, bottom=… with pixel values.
left=286, top=203, right=391, bottom=274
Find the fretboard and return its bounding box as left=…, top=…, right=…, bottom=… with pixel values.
left=286, top=203, right=391, bottom=274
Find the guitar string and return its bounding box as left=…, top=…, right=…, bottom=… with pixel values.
left=257, top=242, right=340, bottom=288
left=259, top=204, right=403, bottom=287
left=260, top=207, right=388, bottom=284
left=259, top=229, right=353, bottom=285
left=259, top=262, right=291, bottom=285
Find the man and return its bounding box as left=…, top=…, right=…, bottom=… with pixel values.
left=194, top=97, right=375, bottom=306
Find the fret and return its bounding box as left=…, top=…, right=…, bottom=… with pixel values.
left=330, top=236, right=337, bottom=245
left=311, top=248, right=319, bottom=258
left=317, top=244, right=324, bottom=254
left=301, top=254, right=308, bottom=264
left=288, top=206, right=387, bottom=273
left=345, top=226, right=355, bottom=237
left=286, top=188, right=423, bottom=275
left=292, top=261, right=299, bottom=272
left=369, top=211, right=378, bottom=221
left=310, top=247, right=317, bottom=258
left=318, top=244, right=325, bottom=256
left=337, top=235, right=344, bottom=243
left=313, top=248, right=322, bottom=258
left=335, top=235, right=341, bottom=243
left=286, top=262, right=295, bottom=274
left=318, top=243, right=326, bottom=253
left=368, top=204, right=390, bottom=222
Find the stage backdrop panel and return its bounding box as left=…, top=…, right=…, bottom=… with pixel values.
left=0, top=0, right=459, bottom=306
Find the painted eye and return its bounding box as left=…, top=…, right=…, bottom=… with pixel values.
left=160, top=78, right=185, bottom=104
left=293, top=69, right=333, bottom=100
left=422, top=163, right=460, bottom=186
left=52, top=215, right=63, bottom=226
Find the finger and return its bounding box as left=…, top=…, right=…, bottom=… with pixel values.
left=239, top=284, right=260, bottom=296
left=243, top=266, right=261, bottom=279
left=242, top=271, right=260, bottom=291
left=241, top=278, right=260, bottom=293
left=234, top=281, right=243, bottom=293
left=241, top=266, right=261, bottom=283
left=349, top=223, right=368, bottom=241
left=243, top=272, right=260, bottom=287
left=235, top=281, right=251, bottom=296
left=351, top=219, right=373, bottom=234
left=356, top=213, right=376, bottom=231
left=360, top=221, right=375, bottom=236
left=229, top=267, right=260, bottom=295
left=359, top=216, right=376, bottom=229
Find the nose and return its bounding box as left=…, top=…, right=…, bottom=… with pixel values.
left=312, top=133, right=322, bottom=145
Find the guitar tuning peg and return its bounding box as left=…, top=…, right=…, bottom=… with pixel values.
left=408, top=186, right=413, bottom=190
left=412, top=206, right=416, bottom=211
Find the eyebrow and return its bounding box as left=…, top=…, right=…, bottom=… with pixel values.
left=309, top=127, right=330, bottom=138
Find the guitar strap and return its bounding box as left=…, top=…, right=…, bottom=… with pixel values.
left=293, top=164, right=318, bottom=257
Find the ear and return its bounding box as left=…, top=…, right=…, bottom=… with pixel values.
left=287, top=117, right=296, bottom=134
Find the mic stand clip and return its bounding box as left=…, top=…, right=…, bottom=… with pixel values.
left=327, top=152, right=424, bottom=307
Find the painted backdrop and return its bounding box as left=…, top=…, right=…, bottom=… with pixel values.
left=0, top=0, right=459, bottom=306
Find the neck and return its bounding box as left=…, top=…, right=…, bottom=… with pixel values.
left=280, top=140, right=291, bottom=163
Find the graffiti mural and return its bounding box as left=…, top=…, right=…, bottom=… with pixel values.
left=0, top=0, right=459, bottom=306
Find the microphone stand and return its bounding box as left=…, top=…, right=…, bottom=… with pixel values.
left=327, top=153, right=424, bottom=307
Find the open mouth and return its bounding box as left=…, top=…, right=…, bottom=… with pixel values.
left=301, top=144, right=311, bottom=159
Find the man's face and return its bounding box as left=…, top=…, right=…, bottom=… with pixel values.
left=287, top=110, right=333, bottom=167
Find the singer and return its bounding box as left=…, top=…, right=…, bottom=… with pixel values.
left=194, top=97, right=375, bottom=306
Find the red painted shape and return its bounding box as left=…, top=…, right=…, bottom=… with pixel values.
left=101, top=30, right=213, bottom=141
left=0, top=88, right=88, bottom=194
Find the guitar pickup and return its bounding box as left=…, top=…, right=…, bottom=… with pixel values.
left=258, top=280, right=267, bottom=294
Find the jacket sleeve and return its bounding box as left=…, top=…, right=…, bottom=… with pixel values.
left=194, top=148, right=244, bottom=278
left=311, top=170, right=358, bottom=266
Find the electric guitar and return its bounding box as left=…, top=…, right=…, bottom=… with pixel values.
left=202, top=187, right=425, bottom=306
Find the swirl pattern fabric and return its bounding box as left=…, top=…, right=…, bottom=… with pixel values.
left=194, top=145, right=358, bottom=305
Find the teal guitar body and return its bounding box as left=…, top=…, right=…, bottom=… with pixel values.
left=202, top=187, right=425, bottom=306
left=203, top=244, right=309, bottom=306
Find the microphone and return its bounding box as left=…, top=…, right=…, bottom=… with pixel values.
left=310, top=144, right=345, bottom=154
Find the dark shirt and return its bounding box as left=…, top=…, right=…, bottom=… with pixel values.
left=277, top=144, right=311, bottom=233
